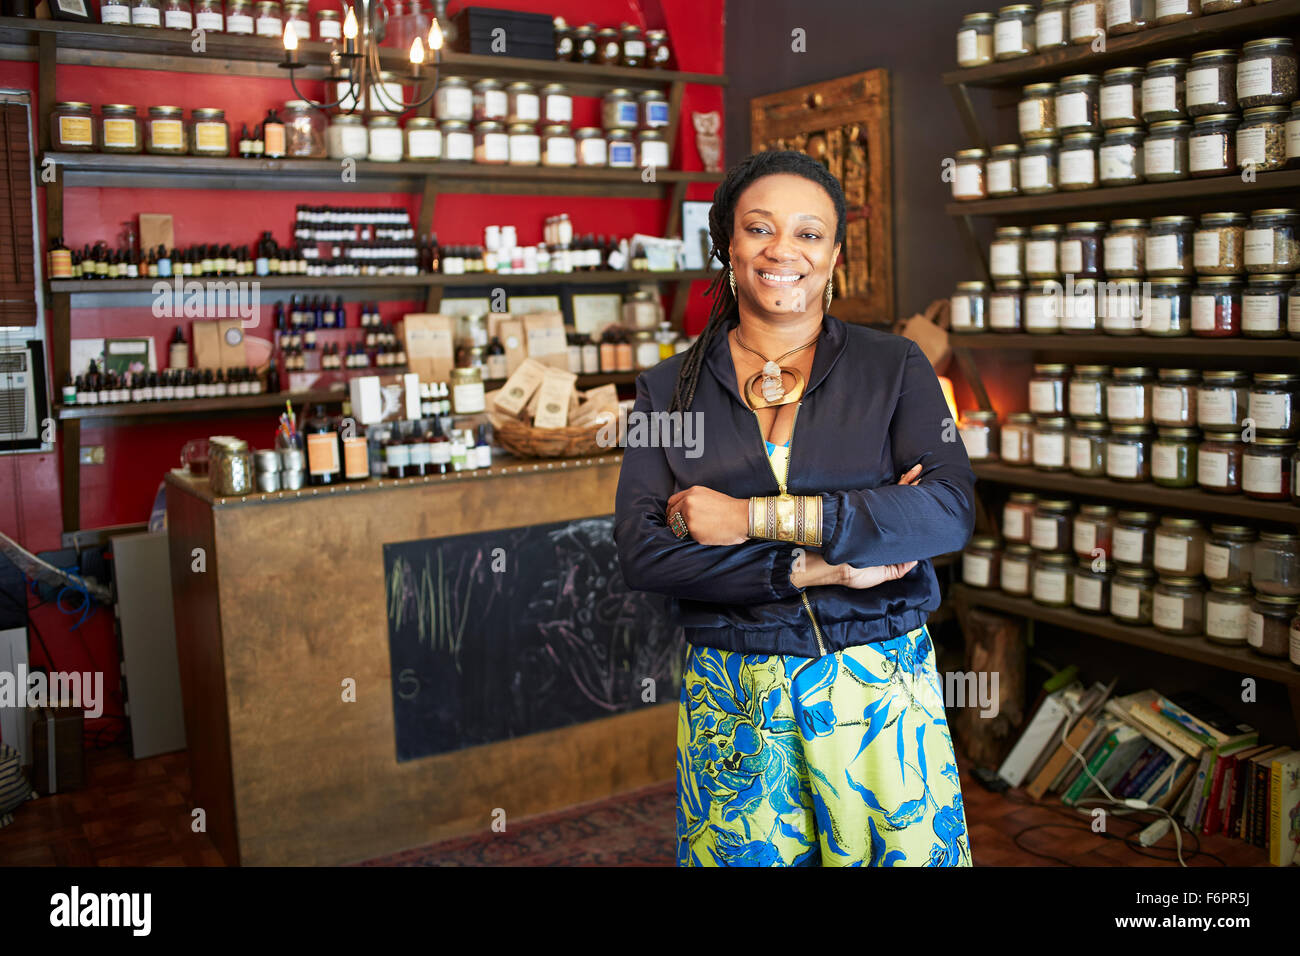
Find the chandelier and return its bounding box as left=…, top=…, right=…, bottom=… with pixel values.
left=278, top=2, right=444, bottom=117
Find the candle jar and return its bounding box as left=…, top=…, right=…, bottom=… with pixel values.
left=1111, top=566, right=1156, bottom=624
left=1153, top=576, right=1205, bottom=636
left=1074, top=559, right=1112, bottom=614
left=327, top=115, right=367, bottom=160
left=1020, top=83, right=1058, bottom=140
left=1058, top=132, right=1099, bottom=190
left=994, top=3, right=1037, bottom=60
left=575, top=127, right=607, bottom=167
left=990, top=226, right=1026, bottom=281
left=473, top=121, right=508, bottom=165
left=472, top=80, right=508, bottom=123
left=131, top=0, right=162, bottom=27
left=404, top=117, right=441, bottom=160
left=283, top=101, right=325, bottom=158
left=367, top=117, right=403, bottom=163
left=1033, top=552, right=1075, bottom=607
left=541, top=84, right=573, bottom=125
left=1244, top=437, right=1296, bottom=499
left=1238, top=105, right=1289, bottom=172
left=1033, top=417, right=1071, bottom=471
left=1144, top=278, right=1192, bottom=335
left=1191, top=276, right=1242, bottom=337
left=1189, top=113, right=1238, bottom=176
left=253, top=0, right=281, bottom=38
left=1069, top=419, right=1110, bottom=476
left=637, top=129, right=670, bottom=170
left=647, top=28, right=671, bottom=68
left=986, top=144, right=1021, bottom=196
left=1074, top=503, right=1116, bottom=560
left=441, top=120, right=473, bottom=161
left=1204, top=584, right=1252, bottom=644
left=607, top=129, right=636, bottom=168
left=541, top=124, right=575, bottom=167
left=1020, top=138, right=1058, bottom=194
left=224, top=0, right=252, bottom=33
left=1152, top=368, right=1199, bottom=427
left=189, top=107, right=229, bottom=156
left=1002, top=491, right=1038, bottom=544
left=1152, top=426, right=1199, bottom=487
left=1104, top=219, right=1147, bottom=278
left=1245, top=208, right=1300, bottom=274
left=951, top=281, right=989, bottom=332
left=52, top=102, right=96, bottom=151
left=1100, top=67, right=1143, bottom=128
left=1238, top=38, right=1298, bottom=109
left=1031, top=498, right=1074, bottom=552
left=507, top=123, right=541, bottom=166
left=1194, top=213, right=1246, bottom=276
left=1198, top=370, right=1250, bottom=429
left=1249, top=372, right=1300, bottom=437
left=1204, top=524, right=1256, bottom=586
left=1248, top=594, right=1300, bottom=657
left=164, top=0, right=192, bottom=31
left=1070, top=365, right=1110, bottom=419
left=1187, top=49, right=1237, bottom=118
left=1001, top=413, right=1035, bottom=465
left=1143, top=120, right=1190, bottom=181
left=1057, top=74, right=1100, bottom=134
left=1253, top=532, right=1300, bottom=598
left=952, top=148, right=987, bottom=201
left=1002, top=544, right=1035, bottom=595
left=1243, top=275, right=1290, bottom=337
left=1059, top=221, right=1104, bottom=278
left=1198, top=429, right=1243, bottom=493
left=1105, top=0, right=1155, bottom=35
left=1061, top=278, right=1100, bottom=332
left=1154, top=0, right=1200, bottom=24
left=1146, top=215, right=1195, bottom=276
left=145, top=105, right=187, bottom=155
left=1107, top=366, right=1154, bottom=424
left=1103, top=277, right=1147, bottom=333
left=1142, top=58, right=1187, bottom=123
left=435, top=78, right=473, bottom=122
left=100, top=104, right=141, bottom=154
left=1107, top=424, right=1153, bottom=481
left=962, top=536, right=1002, bottom=588
left=957, top=11, right=997, bottom=67
left=1030, top=363, right=1070, bottom=415
left=1068, top=0, right=1104, bottom=43
left=1113, top=510, right=1159, bottom=567
left=1100, top=126, right=1144, bottom=185
left=638, top=90, right=670, bottom=129
left=1154, top=516, right=1206, bottom=577
left=990, top=281, right=1024, bottom=331
left=959, top=410, right=999, bottom=462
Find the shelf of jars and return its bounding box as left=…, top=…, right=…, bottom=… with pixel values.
left=951, top=583, right=1300, bottom=687
left=948, top=332, right=1300, bottom=355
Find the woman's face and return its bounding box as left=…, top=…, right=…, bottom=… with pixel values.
left=729, top=172, right=841, bottom=320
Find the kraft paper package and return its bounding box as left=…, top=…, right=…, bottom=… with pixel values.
left=399, top=313, right=456, bottom=383
left=493, top=357, right=549, bottom=417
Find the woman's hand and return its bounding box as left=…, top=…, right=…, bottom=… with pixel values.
left=666, top=486, right=749, bottom=546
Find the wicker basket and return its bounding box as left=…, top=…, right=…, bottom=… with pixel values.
left=488, top=412, right=611, bottom=459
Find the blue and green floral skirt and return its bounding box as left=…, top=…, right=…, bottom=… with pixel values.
left=676, top=625, right=972, bottom=867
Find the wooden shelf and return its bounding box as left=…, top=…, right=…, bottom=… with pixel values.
left=942, top=0, right=1300, bottom=88
left=973, top=462, right=1300, bottom=526
left=951, top=333, right=1300, bottom=358
left=951, top=584, right=1300, bottom=688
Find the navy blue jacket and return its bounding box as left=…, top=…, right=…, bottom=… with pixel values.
left=613, top=312, right=977, bottom=657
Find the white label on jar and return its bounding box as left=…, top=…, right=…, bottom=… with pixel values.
left=989, top=242, right=1020, bottom=277
left=1075, top=573, right=1103, bottom=610
left=369, top=128, right=403, bottom=161
left=955, top=163, right=983, bottom=198
left=1144, top=138, right=1177, bottom=176
left=195, top=10, right=222, bottom=29
left=483, top=90, right=508, bottom=118
left=959, top=427, right=989, bottom=459
left=963, top=553, right=991, bottom=588
left=512, top=93, right=540, bottom=122
left=1100, top=83, right=1134, bottom=121
left=987, top=158, right=1014, bottom=194
left=1153, top=386, right=1185, bottom=423
left=438, top=87, right=473, bottom=120
left=1021, top=154, right=1049, bottom=189
left=1031, top=516, right=1060, bottom=550
left=406, top=128, right=441, bottom=158
left=1113, top=528, right=1145, bottom=565
left=1153, top=592, right=1185, bottom=631
left=1290, top=293, right=1300, bottom=333
left=1154, top=533, right=1188, bottom=572
left=1198, top=450, right=1230, bottom=489
left=1238, top=127, right=1267, bottom=166
left=164, top=9, right=191, bottom=28
left=1143, top=76, right=1176, bottom=115
left=255, top=14, right=280, bottom=36
left=1105, top=0, right=1132, bottom=27
left=1003, top=507, right=1026, bottom=540
left=1000, top=429, right=1022, bottom=463
left=1191, top=294, right=1217, bottom=331
left=1026, top=239, right=1056, bottom=274
left=1069, top=4, right=1097, bottom=40
left=957, top=29, right=978, bottom=64
left=990, top=296, right=1017, bottom=328
left=578, top=137, right=607, bottom=166
left=1099, top=143, right=1136, bottom=181
left=1002, top=560, right=1029, bottom=593
left=1037, top=10, right=1064, bottom=47
left=1060, top=239, right=1083, bottom=275
left=1111, top=581, right=1140, bottom=619
left=482, top=132, right=509, bottom=162
left=1288, top=118, right=1300, bottom=159
left=290, top=18, right=309, bottom=39
left=1186, top=67, right=1220, bottom=107
left=1034, top=568, right=1068, bottom=604
left=1156, top=0, right=1191, bottom=14
left=1238, top=59, right=1274, bottom=101
left=1069, top=383, right=1099, bottom=418
left=1146, top=233, right=1180, bottom=272
left=225, top=11, right=252, bottom=32
left=1026, top=295, right=1058, bottom=330
left=510, top=135, right=541, bottom=165
left=1153, top=443, right=1181, bottom=480
left=1207, top=600, right=1248, bottom=640
left=1069, top=435, right=1094, bottom=472
left=1203, top=543, right=1231, bottom=581
left=1106, top=384, right=1139, bottom=420
left=132, top=4, right=161, bottom=25
left=1189, top=134, right=1227, bottom=173
left=545, top=95, right=572, bottom=123
left=1199, top=388, right=1238, bottom=425
left=1019, top=98, right=1044, bottom=135
left=1074, top=521, right=1098, bottom=555
left=1146, top=296, right=1173, bottom=332
left=102, top=4, right=130, bottom=23
left=445, top=130, right=473, bottom=161
left=1244, top=228, right=1275, bottom=267
left=1107, top=442, right=1139, bottom=478
left=1033, top=432, right=1066, bottom=468
left=545, top=136, right=576, bottom=166
left=1243, top=295, right=1281, bottom=331
left=1030, top=380, right=1059, bottom=413
left=994, top=19, right=1023, bottom=56
left=1059, top=148, right=1095, bottom=185
left=318, top=17, right=341, bottom=39
left=1105, top=236, right=1136, bottom=271
left=1244, top=453, right=1283, bottom=494
left=1249, top=391, right=1288, bottom=430
left=1057, top=92, right=1089, bottom=129
left=1193, top=231, right=1223, bottom=268
left=1247, top=611, right=1265, bottom=648
left=951, top=295, right=972, bottom=329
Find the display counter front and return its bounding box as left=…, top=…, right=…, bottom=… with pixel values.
left=165, top=453, right=679, bottom=866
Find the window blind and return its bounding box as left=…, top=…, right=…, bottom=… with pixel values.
left=0, top=97, right=37, bottom=328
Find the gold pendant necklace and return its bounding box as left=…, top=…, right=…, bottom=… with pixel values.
left=735, top=328, right=818, bottom=409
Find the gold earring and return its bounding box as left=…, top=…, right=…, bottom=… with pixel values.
left=728, top=266, right=737, bottom=298
left=824, top=276, right=834, bottom=310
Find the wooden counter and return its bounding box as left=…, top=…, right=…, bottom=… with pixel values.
left=164, top=453, right=677, bottom=866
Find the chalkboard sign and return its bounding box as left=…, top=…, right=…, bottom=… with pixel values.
left=384, top=515, right=684, bottom=762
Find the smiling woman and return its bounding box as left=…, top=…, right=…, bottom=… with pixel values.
left=614, top=149, right=977, bottom=868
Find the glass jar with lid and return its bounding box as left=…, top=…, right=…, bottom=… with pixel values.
left=994, top=4, right=1037, bottom=60
left=962, top=536, right=1002, bottom=588
left=1248, top=593, right=1299, bottom=657
left=1058, top=132, right=1099, bottom=189
left=986, top=144, right=1021, bottom=197
left=1289, top=102, right=1300, bottom=167
left=1197, top=370, right=1250, bottom=430
left=1204, top=583, right=1252, bottom=645
left=1030, top=363, right=1070, bottom=415
left=1059, top=221, right=1104, bottom=278
left=1111, top=566, right=1156, bottom=624
left=602, top=88, right=638, bottom=130
left=1025, top=225, right=1061, bottom=280
left=542, top=84, right=573, bottom=125
left=1204, top=524, right=1256, bottom=587
left=1057, top=74, right=1100, bottom=133
left=507, top=123, right=541, bottom=166
left=573, top=23, right=596, bottom=63
left=504, top=82, right=539, bottom=125
left=52, top=103, right=96, bottom=151
left=596, top=27, right=621, bottom=65
left=1074, top=504, right=1116, bottom=560
left=1020, top=138, right=1058, bottom=194
left=1113, top=510, right=1159, bottom=567
left=1192, top=276, right=1243, bottom=337
left=957, top=11, right=997, bottom=67
left=1238, top=38, right=1298, bottom=109
left=327, top=115, right=367, bottom=160
left=541, top=125, right=575, bottom=167
left=189, top=107, right=229, bottom=156
left=1068, top=0, right=1105, bottom=43
left=282, top=0, right=307, bottom=40
left=552, top=17, right=574, bottom=60
left=1187, top=49, right=1237, bottom=118
left=1155, top=516, right=1206, bottom=576
left=1198, top=429, right=1243, bottom=493
left=472, top=80, right=508, bottom=123
left=647, top=29, right=671, bottom=68
left=638, top=90, right=669, bottom=130
left=1153, top=368, right=1199, bottom=426
left=1153, top=576, right=1205, bottom=636
left=1032, top=498, right=1075, bottom=552
left=959, top=411, right=999, bottom=462
left=1252, top=532, right=1300, bottom=598
left=1143, top=58, right=1187, bottom=123
left=1244, top=437, right=1296, bottom=499
left=990, top=281, right=1024, bottom=331
left=1245, top=208, right=1300, bottom=274
left=1100, top=67, right=1143, bottom=128
left=1107, top=366, right=1154, bottom=423
left=575, top=128, right=607, bottom=167
left=1243, top=275, right=1290, bottom=337
left=282, top=100, right=325, bottom=158
left=1033, top=552, right=1074, bottom=607
left=990, top=226, right=1026, bottom=280
left=1238, top=105, right=1288, bottom=172
left=473, top=121, right=508, bottom=165
left=1036, top=0, right=1070, bottom=49
left=952, top=149, right=987, bottom=202
left=1001, top=414, right=1035, bottom=465
left=131, top=0, right=162, bottom=27
left=404, top=117, right=440, bottom=160
left=1002, top=543, right=1035, bottom=595
left=1033, top=417, right=1070, bottom=471
left=194, top=0, right=221, bottom=29
left=1107, top=424, right=1153, bottom=481
left=1104, top=219, right=1147, bottom=278
left=1070, top=365, right=1110, bottom=419
left=1101, top=277, right=1145, bottom=334
left=1143, top=120, right=1190, bottom=180
left=441, top=120, right=473, bottom=161
left=1155, top=0, right=1200, bottom=24
left=145, top=105, right=186, bottom=155
left=100, top=104, right=141, bottom=154
left=1100, top=126, right=1144, bottom=185
left=1003, top=491, right=1038, bottom=543
left=1249, top=372, right=1300, bottom=437
left=164, top=0, right=192, bottom=31
left=1189, top=113, right=1238, bottom=176
left=1143, top=278, right=1192, bottom=335
left=435, top=78, right=473, bottom=122
left=253, top=0, right=281, bottom=37
left=1069, top=419, right=1110, bottom=476
left=1194, top=213, right=1246, bottom=276
left=100, top=0, right=130, bottom=23
left=314, top=8, right=339, bottom=42
left=1019, top=83, right=1058, bottom=140
left=637, top=130, right=669, bottom=170
left=607, top=129, right=636, bottom=168
left=1025, top=282, right=1063, bottom=332
left=1146, top=215, right=1195, bottom=276
left=619, top=23, right=646, bottom=67
left=1105, top=0, right=1155, bottom=35
left=1062, top=278, right=1100, bottom=332
left=367, top=116, right=402, bottom=163
left=951, top=281, right=989, bottom=332
left=224, top=0, right=252, bottom=33
left=1152, top=426, right=1199, bottom=487
left=1074, top=559, right=1111, bottom=614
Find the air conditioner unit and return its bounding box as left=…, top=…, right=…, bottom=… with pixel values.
left=0, top=340, right=49, bottom=452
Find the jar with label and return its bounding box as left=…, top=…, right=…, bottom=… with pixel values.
left=602, top=88, right=638, bottom=131
left=1030, top=363, right=1070, bottom=415
left=1244, top=437, right=1296, bottom=499
left=1099, top=126, right=1144, bottom=185
left=1104, top=219, right=1147, bottom=277
left=500, top=83, right=538, bottom=126
left=101, top=0, right=130, bottom=23
left=1025, top=282, right=1062, bottom=332
left=1032, top=418, right=1071, bottom=472
left=1100, top=67, right=1143, bottom=128
left=1033, top=552, right=1075, bottom=606
left=573, top=23, right=596, bottom=63
left=1144, top=278, right=1193, bottom=335
left=989, top=226, right=1026, bottom=280
left=575, top=127, right=607, bottom=167
left=145, top=105, right=186, bottom=155
left=1238, top=38, right=1297, bottom=109
left=282, top=0, right=307, bottom=40
left=52, top=102, right=96, bottom=151
left=1001, top=492, right=1037, bottom=544
left=1059, top=222, right=1104, bottom=278
left=995, top=4, right=1037, bottom=60
left=1193, top=213, right=1245, bottom=276
left=367, top=116, right=402, bottom=163
left=1189, top=113, right=1237, bottom=176
left=1245, top=209, right=1299, bottom=274
left=473, top=121, right=508, bottom=165
left=1288, top=102, right=1300, bottom=167
left=1204, top=524, right=1256, bottom=586
left=999, top=413, right=1034, bottom=466
left=630, top=329, right=658, bottom=369
left=985, top=144, right=1021, bottom=196
left=596, top=27, right=621, bottom=65
left=1062, top=278, right=1100, bottom=332
left=618, top=22, right=646, bottom=67
left=224, top=0, right=252, bottom=33
left=1069, top=0, right=1104, bottom=43
left=189, top=107, right=229, bottom=156
left=542, top=84, right=573, bottom=125
left=1198, top=370, right=1250, bottom=428
left=1019, top=83, right=1058, bottom=140
left=647, top=29, right=671, bottom=68
left=1152, top=426, right=1199, bottom=487
left=1206, top=584, right=1253, bottom=642
left=1143, top=58, right=1187, bottom=124
left=1238, top=105, right=1288, bottom=171
left=1036, top=0, right=1069, bottom=49
left=253, top=0, right=280, bottom=37
left=1107, top=366, right=1154, bottom=423
left=315, top=8, right=339, bottom=42
left=1152, top=368, right=1199, bottom=426
left=962, top=536, right=1002, bottom=588
left=1073, top=504, right=1116, bottom=560
left=540, top=125, right=575, bottom=167
left=1069, top=419, right=1110, bottom=476
left=1143, top=120, right=1190, bottom=180
left=507, top=123, right=541, bottom=166
left=1243, top=275, right=1290, bottom=336
left=1154, top=576, right=1205, bottom=636
left=101, top=104, right=141, bottom=154
left=1107, top=424, right=1153, bottom=481
left=951, top=281, right=988, bottom=332
left=1253, top=532, right=1300, bottom=598
left=1191, top=276, right=1242, bottom=337
left=1074, top=559, right=1111, bottom=614
left=1025, top=226, right=1061, bottom=280
left=1292, top=276, right=1300, bottom=336
left=638, top=130, right=669, bottom=169
left=552, top=17, right=574, bottom=60
left=958, top=410, right=999, bottom=461
left=1146, top=215, right=1194, bottom=276
left=472, top=80, right=508, bottom=123
left=164, top=0, right=192, bottom=30
left=132, top=0, right=161, bottom=27
left=1186, top=49, right=1237, bottom=118
left=1111, top=566, right=1156, bottom=623
left=1113, top=510, right=1159, bottom=567
left=957, top=11, right=997, bottom=66
left=1250, top=372, right=1299, bottom=436
left=1201, top=0, right=1248, bottom=9
left=326, top=115, right=367, bottom=159
left=1198, top=429, right=1243, bottom=492
left=404, top=117, right=440, bottom=160
left=283, top=100, right=325, bottom=158
left=1105, top=0, right=1154, bottom=35
left=990, top=281, right=1024, bottom=331
left=1101, top=277, right=1145, bottom=334
left=1058, top=132, right=1099, bottom=189
left=1057, top=74, right=1101, bottom=133
left=1156, top=0, right=1200, bottom=23
left=1155, top=516, right=1206, bottom=576
left=1032, top=498, right=1075, bottom=552
left=952, top=149, right=987, bottom=201
left=1020, top=138, right=1058, bottom=193
left=1070, top=365, right=1110, bottom=419
left=450, top=367, right=485, bottom=415
left=1248, top=594, right=1299, bottom=657
left=442, top=120, right=473, bottom=161
left=1002, top=543, right=1034, bottom=594
left=435, top=78, right=473, bottom=122
left=636, top=90, right=670, bottom=131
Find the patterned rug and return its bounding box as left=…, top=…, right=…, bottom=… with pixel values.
left=352, top=779, right=677, bottom=866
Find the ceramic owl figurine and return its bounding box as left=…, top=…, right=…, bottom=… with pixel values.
left=692, top=111, right=722, bottom=172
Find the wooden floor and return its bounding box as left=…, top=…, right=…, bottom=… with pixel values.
left=0, top=742, right=1274, bottom=866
